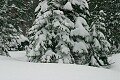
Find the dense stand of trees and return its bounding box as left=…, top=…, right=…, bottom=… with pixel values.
left=88, top=0, right=120, bottom=50
left=0, top=0, right=119, bottom=66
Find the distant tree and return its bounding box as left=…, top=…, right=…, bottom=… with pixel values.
left=88, top=0, right=120, bottom=51
left=0, top=0, right=20, bottom=56
left=90, top=10, right=111, bottom=66
left=6, top=0, right=34, bottom=35
left=0, top=0, right=35, bottom=55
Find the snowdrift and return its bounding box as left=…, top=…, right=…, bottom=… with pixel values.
left=109, top=54, right=120, bottom=72
left=0, top=54, right=120, bottom=80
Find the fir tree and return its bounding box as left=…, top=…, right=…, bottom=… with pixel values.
left=90, top=10, right=111, bottom=66
left=27, top=0, right=90, bottom=64
left=7, top=0, right=34, bottom=35
left=0, top=0, right=18, bottom=56
left=0, top=0, right=29, bottom=55
left=0, top=0, right=35, bottom=52
left=88, top=0, right=120, bottom=52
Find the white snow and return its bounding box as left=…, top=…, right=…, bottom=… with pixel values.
left=43, top=11, right=52, bottom=18
left=92, top=29, right=97, bottom=37
left=98, top=31, right=105, bottom=39
left=41, top=49, right=56, bottom=62
left=60, top=24, right=70, bottom=32
left=27, top=49, right=41, bottom=57
left=73, top=42, right=88, bottom=53
left=70, top=0, right=89, bottom=9
left=8, top=51, right=27, bottom=61
left=40, top=1, right=48, bottom=12
left=93, top=38, right=101, bottom=49
left=70, top=0, right=79, bottom=5
left=61, top=45, right=70, bottom=54
left=99, top=10, right=106, bottom=16
left=62, top=34, right=71, bottom=42
left=17, top=35, right=29, bottom=44
left=102, top=40, right=111, bottom=48
left=0, top=51, right=120, bottom=80
left=63, top=2, right=73, bottom=11
left=63, top=17, right=74, bottom=29
left=108, top=54, right=120, bottom=72
left=71, top=27, right=89, bottom=37
left=76, top=17, right=89, bottom=30
left=71, top=17, right=89, bottom=37
left=53, top=10, right=63, bottom=15
left=53, top=20, right=60, bottom=27
left=44, top=49, right=55, bottom=56
left=35, top=2, right=41, bottom=12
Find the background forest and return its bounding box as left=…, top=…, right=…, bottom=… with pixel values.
left=0, top=0, right=120, bottom=66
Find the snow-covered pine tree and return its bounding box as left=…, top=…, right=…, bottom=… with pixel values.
left=28, top=0, right=90, bottom=64
left=88, top=0, right=120, bottom=53
left=90, top=10, right=111, bottom=66
left=1, top=0, right=34, bottom=51
left=7, top=0, right=34, bottom=35
left=63, top=0, right=90, bottom=64
left=0, top=0, right=22, bottom=56
left=0, top=0, right=13, bottom=56
left=28, top=0, right=74, bottom=63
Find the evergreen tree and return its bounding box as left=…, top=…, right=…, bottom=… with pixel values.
left=6, top=0, right=34, bottom=35
left=0, top=0, right=19, bottom=56
left=90, top=10, right=111, bottom=66
left=88, top=0, right=120, bottom=52
left=0, top=0, right=35, bottom=53
left=27, top=0, right=90, bottom=64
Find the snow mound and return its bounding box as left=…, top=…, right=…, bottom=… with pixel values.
left=0, top=51, right=120, bottom=80
left=0, top=56, right=13, bottom=61
left=0, top=59, right=119, bottom=80
left=8, top=51, right=27, bottom=61
left=0, top=56, right=119, bottom=80
left=109, top=53, right=120, bottom=72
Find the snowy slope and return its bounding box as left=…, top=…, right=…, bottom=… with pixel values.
left=0, top=60, right=119, bottom=80
left=0, top=51, right=120, bottom=80
left=108, top=54, right=120, bottom=72
left=8, top=51, right=27, bottom=61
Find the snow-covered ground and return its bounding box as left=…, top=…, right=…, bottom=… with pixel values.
left=8, top=51, right=28, bottom=61
left=0, top=51, right=120, bottom=80
left=108, top=54, right=120, bottom=72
